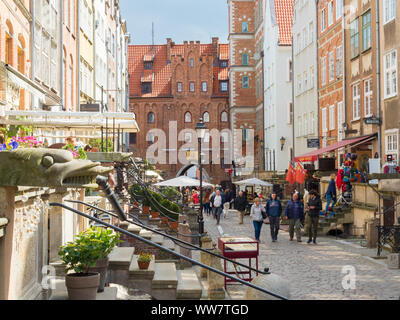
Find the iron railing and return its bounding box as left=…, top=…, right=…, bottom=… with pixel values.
left=377, top=226, right=400, bottom=256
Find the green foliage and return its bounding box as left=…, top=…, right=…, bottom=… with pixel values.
left=137, top=252, right=153, bottom=263
left=160, top=187, right=180, bottom=199
left=58, top=227, right=121, bottom=274
left=89, top=138, right=114, bottom=152
left=0, top=123, right=33, bottom=143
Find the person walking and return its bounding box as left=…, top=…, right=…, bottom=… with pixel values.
left=234, top=191, right=248, bottom=225
left=325, top=173, right=337, bottom=218
left=285, top=193, right=305, bottom=242
left=223, top=189, right=231, bottom=218
left=211, top=190, right=224, bottom=225
left=203, top=189, right=211, bottom=216
left=307, top=191, right=322, bottom=244
left=251, top=198, right=266, bottom=242
left=266, top=192, right=282, bottom=242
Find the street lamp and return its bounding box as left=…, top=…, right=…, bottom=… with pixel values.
left=280, top=137, right=286, bottom=151
left=196, top=118, right=207, bottom=236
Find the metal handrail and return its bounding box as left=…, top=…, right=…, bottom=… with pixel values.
left=50, top=202, right=289, bottom=300
left=66, top=199, right=271, bottom=276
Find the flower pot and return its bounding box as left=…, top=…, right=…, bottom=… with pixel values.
left=87, top=257, right=109, bottom=292
left=137, top=260, right=150, bottom=270
left=160, top=217, right=168, bottom=225
left=151, top=212, right=160, bottom=219
left=169, top=221, right=179, bottom=230
left=142, top=206, right=150, bottom=214
left=65, top=273, right=100, bottom=300
left=132, top=201, right=140, bottom=207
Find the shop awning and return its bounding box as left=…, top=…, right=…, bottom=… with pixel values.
left=294, top=134, right=376, bottom=163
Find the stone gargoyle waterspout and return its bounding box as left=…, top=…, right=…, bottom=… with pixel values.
left=0, top=148, right=112, bottom=188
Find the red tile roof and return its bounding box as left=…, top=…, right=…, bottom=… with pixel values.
left=141, top=70, right=154, bottom=82
left=219, top=44, right=229, bottom=60
left=128, top=45, right=171, bottom=97
left=218, top=68, right=229, bottom=81
left=274, top=0, right=293, bottom=46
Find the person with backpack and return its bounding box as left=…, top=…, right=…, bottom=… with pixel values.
left=307, top=190, right=322, bottom=244
left=265, top=192, right=283, bottom=242
left=285, top=193, right=305, bottom=242
left=210, top=190, right=224, bottom=225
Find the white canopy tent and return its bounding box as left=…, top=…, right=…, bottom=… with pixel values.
left=145, top=170, right=164, bottom=181
left=154, top=176, right=213, bottom=188
left=234, top=178, right=273, bottom=187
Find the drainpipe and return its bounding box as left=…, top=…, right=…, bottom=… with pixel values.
left=60, top=0, right=64, bottom=110
left=77, top=0, right=81, bottom=112
left=341, top=0, right=346, bottom=164
left=376, top=0, right=382, bottom=166
left=31, top=0, right=36, bottom=108
left=316, top=0, right=320, bottom=169
left=291, top=32, right=295, bottom=163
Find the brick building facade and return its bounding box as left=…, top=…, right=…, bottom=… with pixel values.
left=128, top=39, right=231, bottom=185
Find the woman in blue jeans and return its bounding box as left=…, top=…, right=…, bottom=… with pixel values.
left=251, top=198, right=266, bottom=242
left=325, top=173, right=337, bottom=218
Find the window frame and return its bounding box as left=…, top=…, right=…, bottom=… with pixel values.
left=384, top=50, right=398, bottom=99
left=364, top=78, right=373, bottom=117
left=350, top=18, right=360, bottom=59
left=362, top=10, right=372, bottom=52
left=352, top=83, right=361, bottom=120
left=242, top=76, right=249, bottom=88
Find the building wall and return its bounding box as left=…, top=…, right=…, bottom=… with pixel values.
left=379, top=0, right=400, bottom=165
left=0, top=0, right=32, bottom=110
left=293, top=0, right=319, bottom=159
left=318, top=0, right=344, bottom=156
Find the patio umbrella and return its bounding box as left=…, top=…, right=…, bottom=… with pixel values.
left=233, top=178, right=273, bottom=187
left=145, top=170, right=164, bottom=181
left=154, top=176, right=213, bottom=188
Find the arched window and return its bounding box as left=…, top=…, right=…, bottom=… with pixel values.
left=203, top=112, right=210, bottom=123
left=5, top=21, right=14, bottom=66
left=185, top=112, right=192, bottom=123
left=17, top=35, right=26, bottom=74
left=221, top=111, right=228, bottom=122
left=148, top=112, right=155, bottom=123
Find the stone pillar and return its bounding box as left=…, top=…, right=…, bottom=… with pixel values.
left=387, top=254, right=400, bottom=269
left=207, top=248, right=225, bottom=300
left=178, top=222, right=192, bottom=268
left=366, top=218, right=379, bottom=249
left=0, top=187, right=16, bottom=300
left=200, top=235, right=213, bottom=279
left=184, top=207, right=200, bottom=246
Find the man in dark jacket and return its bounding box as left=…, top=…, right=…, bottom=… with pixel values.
left=234, top=191, right=248, bottom=224
left=285, top=193, right=305, bottom=242
left=325, top=173, right=337, bottom=218
left=266, top=192, right=283, bottom=242
left=307, top=191, right=322, bottom=244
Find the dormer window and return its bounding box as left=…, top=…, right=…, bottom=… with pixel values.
left=142, top=82, right=152, bottom=94
left=144, top=61, right=153, bottom=70
left=220, top=60, right=228, bottom=68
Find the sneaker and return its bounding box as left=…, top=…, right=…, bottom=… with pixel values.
left=313, top=239, right=317, bottom=244
left=290, top=238, right=294, bottom=241
left=297, top=240, right=302, bottom=243
left=307, top=239, right=312, bottom=244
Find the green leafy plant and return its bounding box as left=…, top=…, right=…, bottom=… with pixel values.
left=137, top=252, right=153, bottom=263
left=88, top=138, right=114, bottom=152
left=58, top=227, right=121, bottom=274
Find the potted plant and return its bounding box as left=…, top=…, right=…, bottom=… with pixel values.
left=151, top=211, right=160, bottom=219
left=84, top=227, right=121, bottom=292
left=169, top=221, right=179, bottom=231
left=137, top=252, right=153, bottom=270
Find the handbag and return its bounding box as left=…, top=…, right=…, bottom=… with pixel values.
left=262, top=211, right=268, bottom=220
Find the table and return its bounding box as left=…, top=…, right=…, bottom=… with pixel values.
left=218, top=237, right=259, bottom=288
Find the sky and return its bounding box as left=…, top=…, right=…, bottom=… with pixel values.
left=120, top=0, right=229, bottom=45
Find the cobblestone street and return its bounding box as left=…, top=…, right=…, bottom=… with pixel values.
left=195, top=211, right=400, bottom=300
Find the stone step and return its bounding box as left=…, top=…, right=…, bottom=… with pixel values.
left=162, top=238, right=177, bottom=251
left=176, top=269, right=202, bottom=300
left=152, top=262, right=178, bottom=290
left=50, top=277, right=118, bottom=300
left=129, top=255, right=156, bottom=280
left=127, top=224, right=142, bottom=235
left=139, top=229, right=154, bottom=240
left=151, top=234, right=164, bottom=245
left=108, top=247, right=135, bottom=268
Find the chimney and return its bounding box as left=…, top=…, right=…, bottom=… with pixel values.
left=212, top=37, right=219, bottom=57
left=167, top=38, right=172, bottom=61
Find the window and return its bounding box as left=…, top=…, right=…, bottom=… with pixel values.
left=321, top=9, right=326, bottom=32
left=303, top=113, right=308, bottom=136
left=203, top=112, right=210, bottom=123
left=303, top=71, right=308, bottom=90
left=189, top=82, right=195, bottom=92
left=242, top=53, right=248, bottom=66
left=350, top=19, right=359, bottom=58
left=384, top=50, right=398, bottom=98
left=352, top=83, right=361, bottom=120
left=220, top=81, right=228, bottom=92
left=144, top=62, right=153, bottom=70
left=386, top=131, right=399, bottom=154
left=364, top=79, right=373, bottom=117
left=288, top=59, right=293, bottom=81
left=190, top=58, right=194, bottom=68
left=129, top=133, right=137, bottom=144
left=242, top=22, right=249, bottom=33
left=310, top=112, right=316, bottom=134
left=321, top=57, right=327, bottom=86
left=184, top=132, right=192, bottom=143
left=328, top=1, right=334, bottom=26
left=142, top=82, right=152, bottom=94
left=303, top=27, right=308, bottom=48
left=202, top=81, right=207, bottom=92
left=184, top=112, right=192, bottom=123
left=309, top=21, right=314, bottom=44
left=336, top=46, right=343, bottom=77
left=384, top=0, right=396, bottom=24
left=297, top=74, right=302, bottom=93
left=148, top=112, right=155, bottom=123
left=177, top=82, right=183, bottom=92
left=242, top=76, right=249, bottom=88
left=242, top=128, right=251, bottom=142
left=329, top=105, right=335, bottom=130
left=288, top=102, right=293, bottom=124
left=298, top=116, right=302, bottom=137
left=329, top=51, right=335, bottom=82
left=322, top=108, right=328, bottom=133
left=220, top=60, right=228, bottom=68
left=310, top=66, right=315, bottom=88
left=336, top=0, right=343, bottom=20
left=221, top=111, right=228, bottom=122
left=362, top=11, right=371, bottom=51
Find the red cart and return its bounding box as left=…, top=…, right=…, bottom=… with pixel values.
left=218, top=237, right=259, bottom=288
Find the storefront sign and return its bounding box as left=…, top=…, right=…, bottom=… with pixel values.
left=307, top=139, right=320, bottom=149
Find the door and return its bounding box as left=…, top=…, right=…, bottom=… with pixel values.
left=383, top=197, right=395, bottom=226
